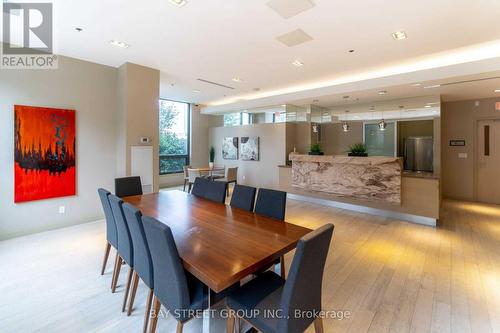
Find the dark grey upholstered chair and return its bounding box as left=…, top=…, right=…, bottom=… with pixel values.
left=98, top=188, right=118, bottom=276
left=191, top=177, right=209, bottom=197
left=108, top=194, right=135, bottom=312
left=122, top=203, right=154, bottom=333
left=226, top=224, right=334, bottom=333
left=115, top=176, right=143, bottom=198
left=254, top=188, right=287, bottom=221
left=254, top=188, right=287, bottom=278
left=230, top=184, right=257, bottom=212
left=204, top=180, right=227, bottom=204
left=142, top=216, right=210, bottom=333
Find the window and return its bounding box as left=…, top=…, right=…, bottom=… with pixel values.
left=223, top=112, right=252, bottom=126
left=159, top=100, right=190, bottom=174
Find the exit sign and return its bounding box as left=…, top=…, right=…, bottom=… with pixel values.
left=496, top=102, right=500, bottom=111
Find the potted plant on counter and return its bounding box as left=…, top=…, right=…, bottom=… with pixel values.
left=209, top=146, right=215, bottom=168
left=308, top=143, right=324, bottom=155
left=348, top=143, right=368, bottom=157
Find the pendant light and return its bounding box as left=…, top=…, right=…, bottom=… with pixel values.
left=342, top=110, right=350, bottom=132
left=378, top=110, right=387, bottom=131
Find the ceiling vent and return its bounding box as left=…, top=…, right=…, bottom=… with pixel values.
left=197, top=78, right=235, bottom=90
left=276, top=29, right=313, bottom=47
left=266, top=0, right=315, bottom=19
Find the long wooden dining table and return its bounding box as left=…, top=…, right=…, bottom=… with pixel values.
left=123, top=190, right=312, bottom=332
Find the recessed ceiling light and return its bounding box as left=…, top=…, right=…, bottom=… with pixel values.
left=193, top=89, right=201, bottom=93
left=348, top=49, right=355, bottom=53
left=424, top=105, right=431, bottom=108
left=292, top=59, right=304, bottom=67
left=378, top=90, right=387, bottom=95
left=109, top=40, right=130, bottom=48
left=495, top=89, right=500, bottom=93
left=424, top=84, right=441, bottom=89
left=411, top=83, right=421, bottom=86
left=232, top=77, right=242, bottom=83
left=281, top=104, right=287, bottom=107
left=168, top=0, right=187, bottom=7
left=392, top=31, right=407, bottom=40
left=75, top=27, right=83, bottom=32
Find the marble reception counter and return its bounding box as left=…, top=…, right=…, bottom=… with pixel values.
left=289, top=153, right=402, bottom=204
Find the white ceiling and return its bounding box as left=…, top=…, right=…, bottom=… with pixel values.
left=20, top=0, right=500, bottom=107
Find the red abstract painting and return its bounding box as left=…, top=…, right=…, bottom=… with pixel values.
left=14, top=105, right=76, bottom=203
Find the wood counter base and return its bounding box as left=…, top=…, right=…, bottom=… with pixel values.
left=278, top=166, right=440, bottom=226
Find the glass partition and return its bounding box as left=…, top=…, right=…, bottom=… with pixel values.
left=364, top=122, right=396, bottom=157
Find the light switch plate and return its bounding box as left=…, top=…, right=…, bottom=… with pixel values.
left=59, top=206, right=65, bottom=214
left=458, top=153, right=468, bottom=159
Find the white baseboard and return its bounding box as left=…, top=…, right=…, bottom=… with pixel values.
left=287, top=193, right=437, bottom=227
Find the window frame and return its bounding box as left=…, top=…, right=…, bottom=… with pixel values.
left=159, top=99, right=191, bottom=175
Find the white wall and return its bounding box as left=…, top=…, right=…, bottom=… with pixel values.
left=0, top=56, right=118, bottom=240
left=208, top=123, right=287, bottom=189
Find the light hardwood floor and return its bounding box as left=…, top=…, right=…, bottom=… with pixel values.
left=1, top=195, right=499, bottom=333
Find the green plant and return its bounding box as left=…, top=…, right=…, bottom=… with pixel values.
left=209, top=146, right=215, bottom=162
left=310, top=143, right=321, bottom=153
left=348, top=143, right=367, bottom=154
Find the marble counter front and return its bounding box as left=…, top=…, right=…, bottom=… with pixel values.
left=289, top=153, right=402, bottom=204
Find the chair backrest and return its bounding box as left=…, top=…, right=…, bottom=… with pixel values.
left=188, top=169, right=201, bottom=183
left=122, top=203, right=153, bottom=288
left=191, top=177, right=209, bottom=197
left=142, top=216, right=191, bottom=313
left=278, top=224, right=334, bottom=333
left=226, top=167, right=238, bottom=182
left=98, top=188, right=118, bottom=248
left=109, top=194, right=134, bottom=266
left=230, top=184, right=256, bottom=211
left=254, top=188, right=287, bottom=221
left=183, top=165, right=191, bottom=178
left=115, top=176, right=143, bottom=197
left=204, top=180, right=227, bottom=204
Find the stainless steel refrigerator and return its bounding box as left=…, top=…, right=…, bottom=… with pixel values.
left=404, top=136, right=434, bottom=172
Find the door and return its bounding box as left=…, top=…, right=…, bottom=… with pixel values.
left=476, top=120, right=500, bottom=204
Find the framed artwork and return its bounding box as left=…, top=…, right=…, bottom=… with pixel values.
left=14, top=105, right=76, bottom=203
left=222, top=137, right=238, bottom=160
left=240, top=136, right=259, bottom=161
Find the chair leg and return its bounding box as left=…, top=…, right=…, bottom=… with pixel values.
left=122, top=267, right=133, bottom=312
left=142, top=289, right=154, bottom=333
left=226, top=182, right=229, bottom=197
left=176, top=322, right=183, bottom=333
left=149, top=296, right=161, bottom=333
left=280, top=256, right=286, bottom=279
left=111, top=253, right=122, bottom=292
left=127, top=271, right=140, bottom=315
left=101, top=242, right=111, bottom=275
left=226, top=308, right=235, bottom=333
left=313, top=317, right=324, bottom=333
left=183, top=179, right=187, bottom=192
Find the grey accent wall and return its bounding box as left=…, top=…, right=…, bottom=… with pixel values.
left=209, top=123, right=286, bottom=189
left=0, top=56, right=118, bottom=240
left=442, top=97, right=500, bottom=200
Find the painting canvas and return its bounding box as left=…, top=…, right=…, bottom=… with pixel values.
left=222, top=137, right=238, bottom=160
left=240, top=136, right=259, bottom=161
left=14, top=105, right=76, bottom=203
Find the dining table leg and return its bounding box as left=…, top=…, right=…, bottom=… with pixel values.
left=203, top=286, right=211, bottom=333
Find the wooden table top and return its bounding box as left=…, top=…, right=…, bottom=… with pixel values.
left=123, top=190, right=312, bottom=292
